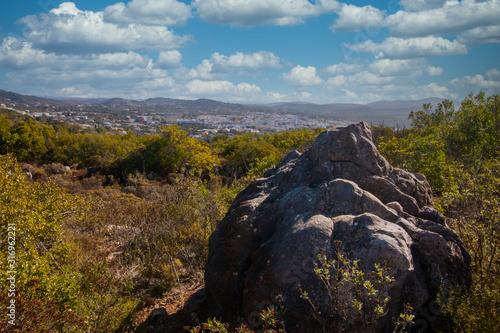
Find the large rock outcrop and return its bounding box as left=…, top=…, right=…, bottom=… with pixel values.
left=194, top=123, right=471, bottom=332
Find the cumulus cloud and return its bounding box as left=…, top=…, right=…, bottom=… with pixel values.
left=192, top=0, right=340, bottom=27
left=297, top=91, right=312, bottom=99
left=266, top=92, right=288, bottom=101
left=450, top=68, right=500, bottom=94
left=399, top=0, right=448, bottom=12
left=485, top=68, right=500, bottom=81
left=184, top=51, right=281, bottom=79
left=157, top=50, right=183, bottom=68
left=0, top=37, right=152, bottom=71
left=324, top=67, right=500, bottom=104
left=103, top=0, right=193, bottom=26
left=458, top=25, right=500, bottom=45
left=325, top=77, right=456, bottom=103
left=369, top=59, right=443, bottom=77
left=345, top=36, right=468, bottom=59
left=386, top=0, right=500, bottom=37
left=17, top=2, right=192, bottom=54
left=418, top=82, right=455, bottom=99
left=348, top=71, right=394, bottom=85
left=187, top=80, right=261, bottom=95
left=326, top=75, right=347, bottom=88
left=281, top=65, right=323, bottom=86
left=186, top=60, right=216, bottom=80
left=0, top=37, right=58, bottom=69
left=324, top=58, right=444, bottom=100
left=6, top=65, right=170, bottom=95
left=183, top=79, right=289, bottom=103
left=325, top=62, right=365, bottom=75
left=0, top=36, right=174, bottom=98
left=330, top=4, right=385, bottom=32
left=322, top=56, right=461, bottom=103
left=182, top=79, right=286, bottom=103
left=210, top=51, right=282, bottom=70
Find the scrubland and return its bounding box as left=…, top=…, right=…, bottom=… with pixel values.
left=0, top=93, right=498, bottom=332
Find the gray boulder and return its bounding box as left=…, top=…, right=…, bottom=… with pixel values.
left=196, top=123, right=471, bottom=332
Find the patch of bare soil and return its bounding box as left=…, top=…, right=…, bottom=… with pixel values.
left=134, top=282, right=203, bottom=333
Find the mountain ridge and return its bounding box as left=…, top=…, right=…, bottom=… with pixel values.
left=0, top=89, right=447, bottom=126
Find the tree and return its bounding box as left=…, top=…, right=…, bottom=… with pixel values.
left=9, top=118, right=55, bottom=163
left=0, top=114, right=13, bottom=154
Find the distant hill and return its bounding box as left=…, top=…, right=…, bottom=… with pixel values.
left=0, top=89, right=447, bottom=126
left=0, top=89, right=74, bottom=106
left=259, top=98, right=446, bottom=126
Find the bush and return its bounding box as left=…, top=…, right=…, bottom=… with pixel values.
left=298, top=242, right=409, bottom=333
left=375, top=93, right=500, bottom=333
left=0, top=154, right=139, bottom=332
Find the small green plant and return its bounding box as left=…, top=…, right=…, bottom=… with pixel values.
left=393, top=303, right=415, bottom=333
left=259, top=305, right=286, bottom=333
left=299, top=241, right=412, bottom=333
left=188, top=317, right=230, bottom=333
left=186, top=305, right=286, bottom=333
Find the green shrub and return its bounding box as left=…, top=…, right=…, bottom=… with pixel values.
left=0, top=155, right=139, bottom=332
left=298, top=242, right=411, bottom=333
left=375, top=93, right=500, bottom=333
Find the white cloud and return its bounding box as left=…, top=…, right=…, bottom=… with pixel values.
left=485, top=68, right=500, bottom=81
left=386, top=0, right=500, bottom=37
left=0, top=37, right=57, bottom=69
left=210, top=51, right=282, bottom=70
left=350, top=71, right=394, bottom=85
left=186, top=79, right=260, bottom=95
left=330, top=4, right=385, bottom=32
left=458, top=25, right=500, bottom=45
left=282, top=65, right=323, bottom=86
left=6, top=65, right=170, bottom=94
left=325, top=61, right=365, bottom=75
left=418, top=82, right=456, bottom=99
left=85, top=52, right=152, bottom=69
left=346, top=36, right=468, bottom=59
left=0, top=37, right=152, bottom=71
left=266, top=92, right=288, bottom=101
left=343, top=89, right=359, bottom=100
left=299, top=91, right=312, bottom=99
left=157, top=50, right=182, bottom=68
left=103, top=0, right=193, bottom=26
left=0, top=37, right=175, bottom=99
left=192, top=0, right=340, bottom=27
left=50, top=2, right=80, bottom=15
left=182, top=79, right=285, bottom=103
left=56, top=86, right=94, bottom=98
left=322, top=58, right=461, bottom=102
left=325, top=78, right=457, bottom=103
left=369, top=59, right=443, bottom=77
left=450, top=68, right=500, bottom=94
left=324, top=59, right=444, bottom=99
left=186, top=60, right=216, bottom=80
left=426, top=66, right=444, bottom=77
left=399, top=0, right=448, bottom=12
left=326, top=75, right=346, bottom=88
left=182, top=51, right=281, bottom=80
left=17, top=2, right=192, bottom=54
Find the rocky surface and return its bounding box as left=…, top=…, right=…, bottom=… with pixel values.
left=190, top=123, right=471, bottom=332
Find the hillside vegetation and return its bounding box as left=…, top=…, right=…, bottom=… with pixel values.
left=375, top=92, right=500, bottom=332
left=0, top=92, right=499, bottom=332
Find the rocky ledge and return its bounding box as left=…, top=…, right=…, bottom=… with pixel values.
left=189, top=122, right=471, bottom=332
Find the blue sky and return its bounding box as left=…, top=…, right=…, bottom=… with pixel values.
left=0, top=0, right=499, bottom=104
